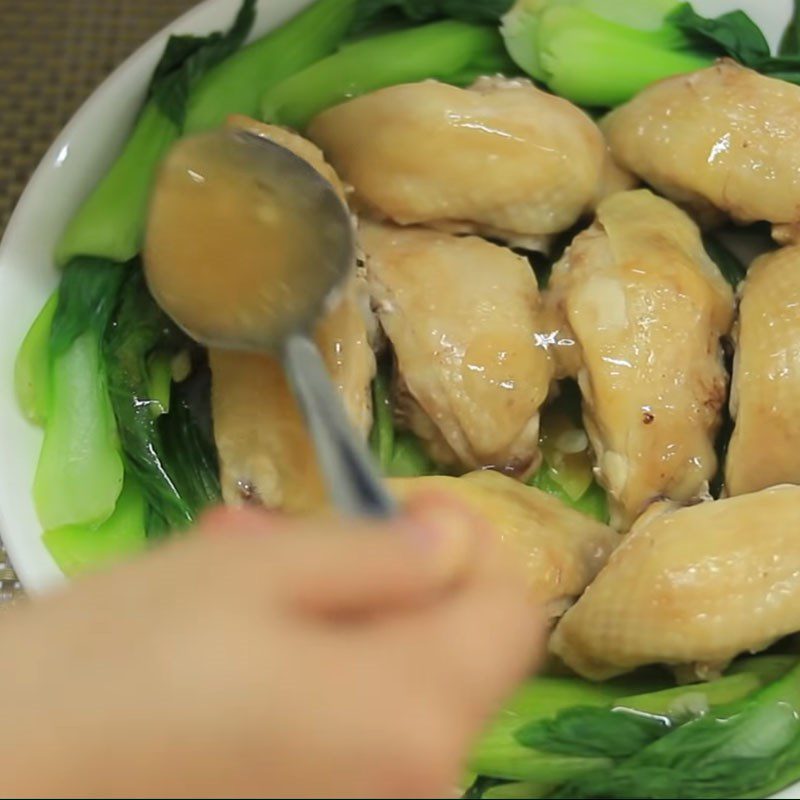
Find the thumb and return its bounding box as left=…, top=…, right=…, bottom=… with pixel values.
left=276, top=493, right=488, bottom=617
left=199, top=497, right=488, bottom=617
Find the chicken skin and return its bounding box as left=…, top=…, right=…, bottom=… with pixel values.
left=390, top=470, right=620, bottom=618
left=548, top=190, right=734, bottom=529
left=309, top=78, right=607, bottom=249
left=551, top=486, right=800, bottom=680
left=604, top=61, right=800, bottom=235
left=726, top=246, right=800, bottom=497
left=361, top=221, right=554, bottom=477
left=210, top=119, right=375, bottom=508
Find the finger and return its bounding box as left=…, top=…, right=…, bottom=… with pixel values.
left=196, top=504, right=287, bottom=537
left=271, top=493, right=490, bottom=616
left=372, top=538, right=544, bottom=728
left=195, top=497, right=487, bottom=616
left=429, top=581, right=544, bottom=718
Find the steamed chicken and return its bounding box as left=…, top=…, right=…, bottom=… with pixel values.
left=548, top=190, right=734, bottom=529
left=604, top=61, right=800, bottom=239
left=551, top=485, right=800, bottom=680
left=726, top=246, right=800, bottom=497
left=361, top=221, right=554, bottom=476
left=309, top=77, right=611, bottom=249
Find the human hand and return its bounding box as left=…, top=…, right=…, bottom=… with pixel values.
left=0, top=495, right=542, bottom=798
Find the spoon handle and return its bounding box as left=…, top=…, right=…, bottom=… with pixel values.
left=283, top=334, right=397, bottom=518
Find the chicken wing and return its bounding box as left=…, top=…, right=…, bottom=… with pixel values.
left=726, top=246, right=800, bottom=496
left=210, top=119, right=375, bottom=509
left=390, top=470, right=620, bottom=618
left=550, top=486, right=800, bottom=680
left=362, top=220, right=554, bottom=476
left=547, top=190, right=734, bottom=529
left=309, top=77, right=607, bottom=249
left=603, top=61, right=800, bottom=233
left=211, top=281, right=374, bottom=509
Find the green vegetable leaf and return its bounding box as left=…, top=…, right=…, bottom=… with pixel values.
left=667, top=3, right=769, bottom=66
left=464, top=776, right=508, bottom=799
left=148, top=0, right=256, bottom=126
left=34, top=330, right=125, bottom=530
left=370, top=364, right=395, bottom=471
left=551, top=703, right=800, bottom=798
left=387, top=432, right=437, bottom=477
left=702, top=232, right=747, bottom=288
left=15, top=291, right=58, bottom=426
left=501, top=1, right=712, bottom=107
left=517, top=706, right=669, bottom=760
left=529, top=466, right=608, bottom=523
left=351, top=0, right=513, bottom=33
left=528, top=466, right=573, bottom=505
left=548, top=661, right=800, bottom=799
left=502, top=1, right=800, bottom=107
left=616, top=673, right=763, bottom=719
left=261, top=20, right=514, bottom=130
left=780, top=0, right=800, bottom=56
left=185, top=0, right=360, bottom=132
left=104, top=271, right=190, bottom=533
left=56, top=0, right=256, bottom=264
left=669, top=3, right=800, bottom=86
left=104, top=270, right=219, bottom=536
left=158, top=360, right=222, bottom=522
left=572, top=480, right=609, bottom=522
left=369, top=359, right=441, bottom=478
left=33, top=259, right=128, bottom=530
left=469, top=675, right=633, bottom=783
left=43, top=474, right=147, bottom=577
left=50, top=258, right=127, bottom=356
left=483, top=781, right=554, bottom=799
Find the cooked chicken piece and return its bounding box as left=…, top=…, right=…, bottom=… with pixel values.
left=548, top=190, right=734, bottom=530
left=604, top=61, right=800, bottom=232
left=309, top=78, right=606, bottom=249
left=390, top=470, right=620, bottom=618
left=210, top=119, right=375, bottom=508
left=726, top=246, right=800, bottom=496
left=211, top=350, right=323, bottom=509
left=211, top=282, right=374, bottom=509
left=551, top=486, right=800, bottom=680
left=362, top=221, right=554, bottom=476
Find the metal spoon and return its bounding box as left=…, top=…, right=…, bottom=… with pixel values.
left=144, top=128, right=395, bottom=517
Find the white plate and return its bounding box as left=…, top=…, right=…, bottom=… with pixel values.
left=0, top=0, right=796, bottom=793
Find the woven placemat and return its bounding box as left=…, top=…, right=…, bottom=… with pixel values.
left=0, top=0, right=197, bottom=597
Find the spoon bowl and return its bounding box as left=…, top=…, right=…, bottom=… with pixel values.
left=145, top=128, right=354, bottom=352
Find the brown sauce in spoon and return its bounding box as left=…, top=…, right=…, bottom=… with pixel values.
left=144, top=129, right=350, bottom=351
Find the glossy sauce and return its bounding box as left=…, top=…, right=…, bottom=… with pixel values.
left=144, top=129, right=350, bottom=350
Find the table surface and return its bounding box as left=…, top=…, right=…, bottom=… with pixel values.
left=0, top=0, right=197, bottom=598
